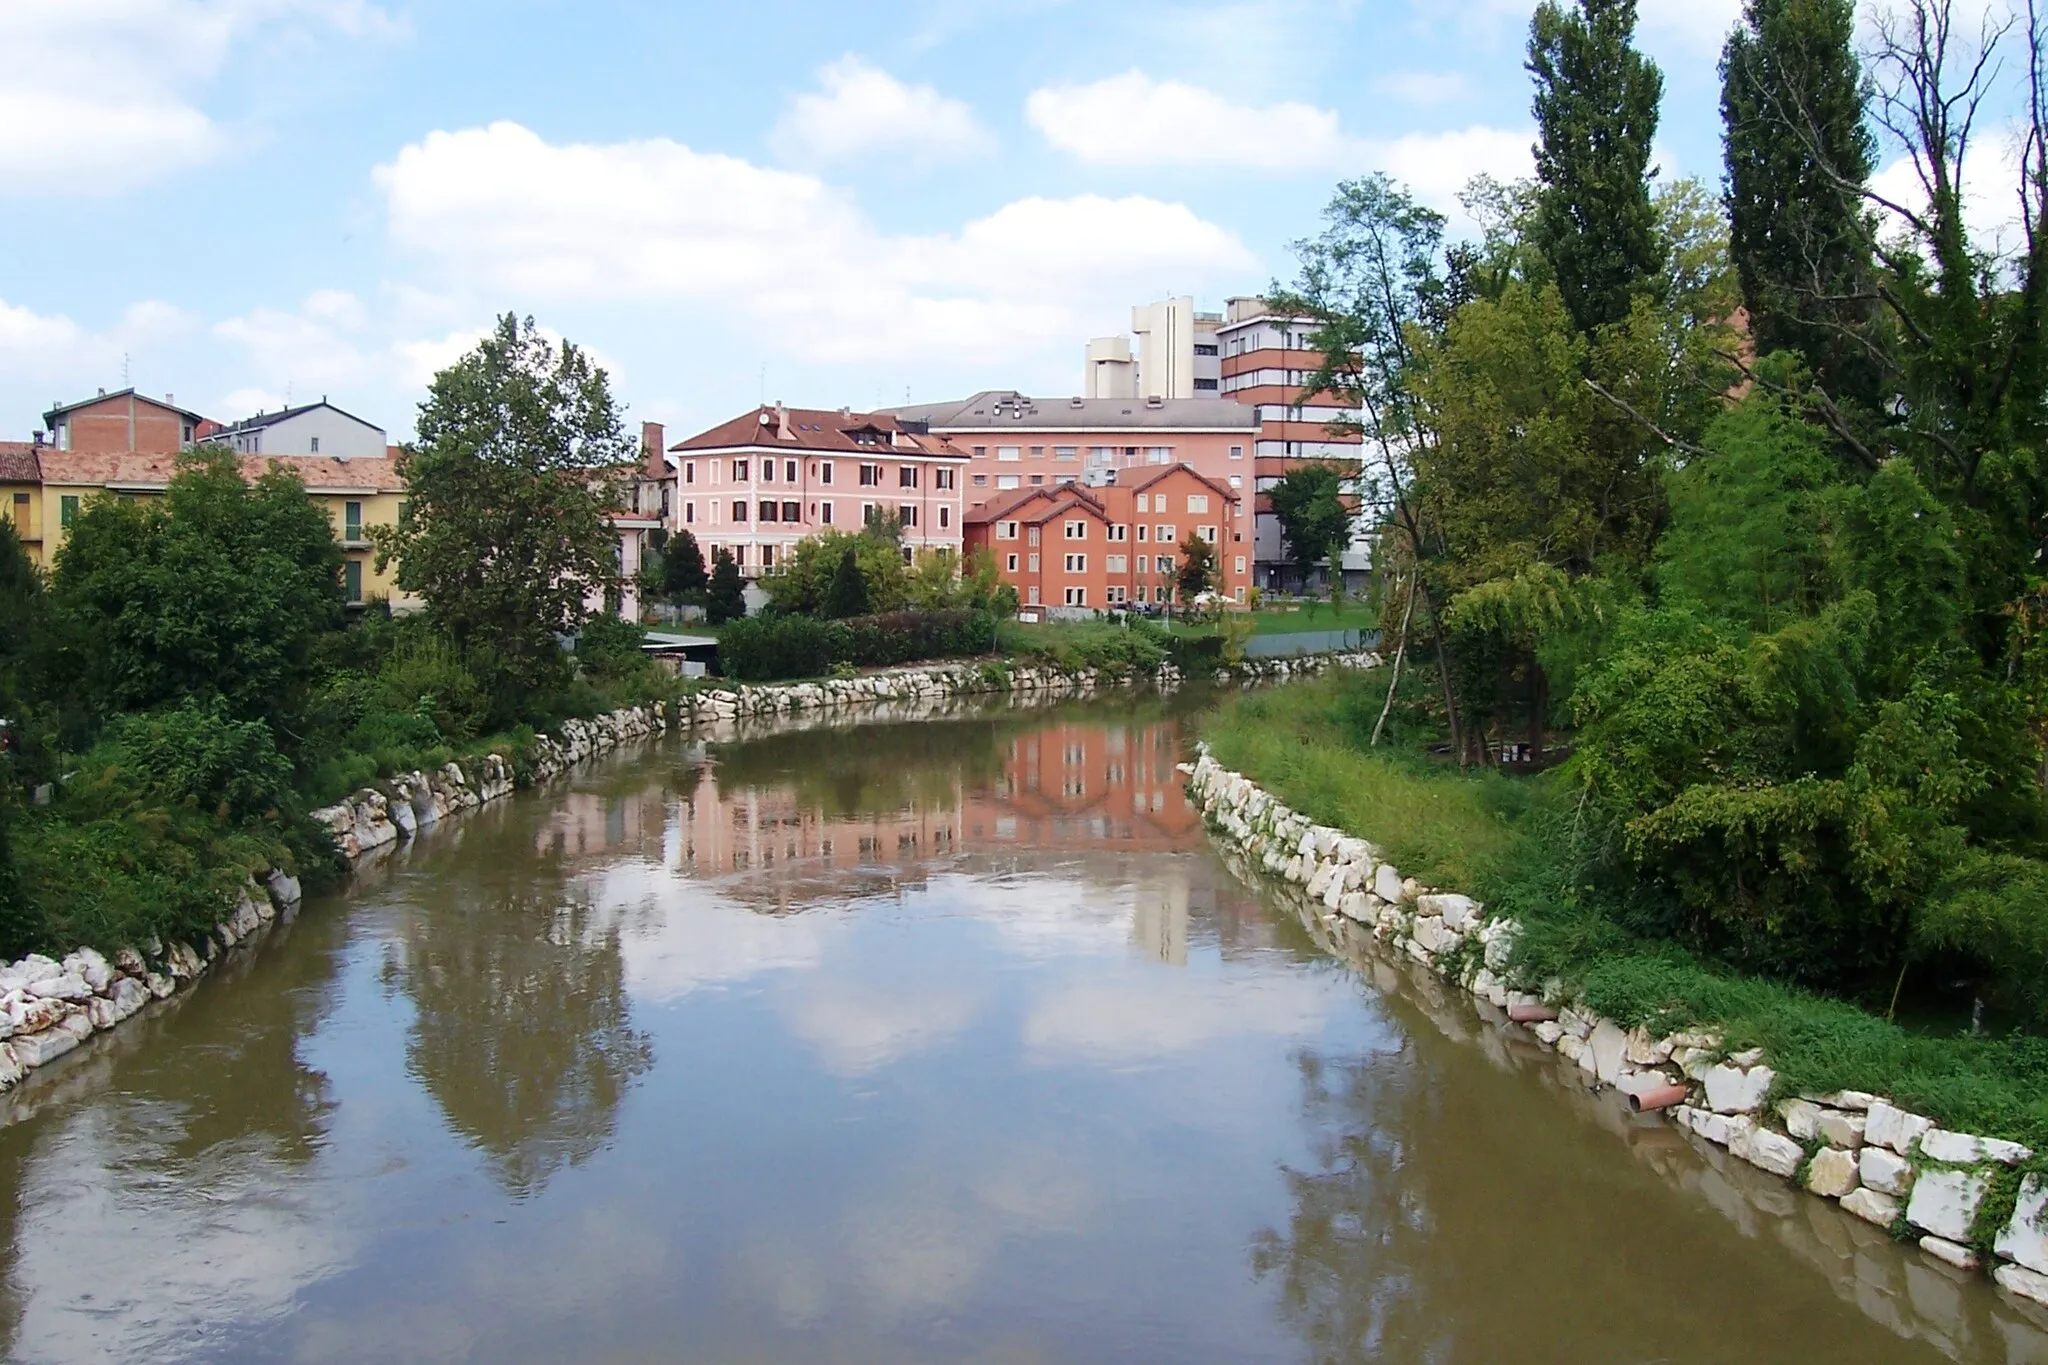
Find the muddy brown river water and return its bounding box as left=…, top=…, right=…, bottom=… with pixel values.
left=0, top=690, right=2041, bottom=1363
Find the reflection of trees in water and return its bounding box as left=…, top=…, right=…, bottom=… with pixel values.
left=398, top=855, right=651, bottom=1199
left=1250, top=1048, right=1453, bottom=1364
left=0, top=908, right=349, bottom=1359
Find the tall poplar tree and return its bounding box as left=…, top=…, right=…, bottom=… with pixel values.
left=1721, top=0, right=1879, bottom=408
left=1527, top=0, right=1666, bottom=335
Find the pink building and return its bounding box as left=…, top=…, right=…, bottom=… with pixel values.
left=670, top=404, right=969, bottom=579
left=885, top=390, right=1260, bottom=544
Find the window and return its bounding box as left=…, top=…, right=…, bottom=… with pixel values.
left=821, top=502, right=833, bottom=525
left=899, top=504, right=917, bottom=527
left=1158, top=524, right=1176, bottom=543
left=1230, top=445, right=1244, bottom=460
left=1107, top=585, right=1127, bottom=604
left=1064, top=586, right=1087, bottom=606
left=859, top=463, right=882, bottom=486
left=934, top=468, right=955, bottom=490
left=901, top=545, right=914, bottom=564
left=1187, top=494, right=1209, bottom=513
left=762, top=460, right=774, bottom=483
left=997, top=446, right=1021, bottom=462
left=973, top=445, right=986, bottom=458
left=1028, top=553, right=1040, bottom=571
left=1089, top=446, right=1114, bottom=466
left=734, top=544, right=747, bottom=568
left=733, top=500, right=749, bottom=522
left=1199, top=525, right=1218, bottom=543
left=1136, top=494, right=1149, bottom=512
left=1156, top=555, right=1175, bottom=573
left=310, top=436, right=321, bottom=453
left=343, top=501, right=363, bottom=541
left=685, top=461, right=695, bottom=484
left=759, top=501, right=778, bottom=522
left=1030, top=445, right=1044, bottom=459
left=1027, top=585, right=1040, bottom=605
left=899, top=465, right=918, bottom=488
left=734, top=459, right=749, bottom=481
left=1234, top=556, right=1247, bottom=573
left=938, top=506, right=950, bottom=529
left=997, top=475, right=1020, bottom=490
left=1106, top=524, right=1126, bottom=542
left=1193, top=378, right=1218, bottom=391
left=998, top=521, right=1019, bottom=540
left=1229, top=474, right=1243, bottom=489
left=1145, top=446, right=1170, bottom=464
left=1027, top=526, right=1041, bottom=546
left=818, top=461, right=833, bottom=484
left=972, top=473, right=988, bottom=486
left=343, top=559, right=363, bottom=602
left=1064, top=520, right=1086, bottom=540
left=782, top=501, right=800, bottom=522
left=1005, top=553, right=1018, bottom=571
left=1136, top=524, right=1148, bottom=542
left=1063, top=553, right=1086, bottom=572
left=785, top=460, right=797, bottom=481
left=60, top=495, right=79, bottom=528
left=1106, top=554, right=1127, bottom=573
left=862, top=502, right=876, bottom=524
left=709, top=459, right=721, bottom=482
left=685, top=501, right=695, bottom=524
left=1054, top=446, right=1077, bottom=461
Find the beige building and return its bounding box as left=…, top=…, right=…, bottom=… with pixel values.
left=1084, top=297, right=1223, bottom=402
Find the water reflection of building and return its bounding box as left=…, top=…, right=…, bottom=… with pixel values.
left=539, top=715, right=1203, bottom=877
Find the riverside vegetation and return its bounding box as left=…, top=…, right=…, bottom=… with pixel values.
left=0, top=315, right=688, bottom=963
left=1205, top=0, right=2048, bottom=1154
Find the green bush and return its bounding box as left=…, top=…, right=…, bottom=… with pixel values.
left=999, top=619, right=1169, bottom=677
left=719, top=610, right=995, bottom=681
left=76, top=701, right=296, bottom=828
left=1166, top=634, right=1227, bottom=672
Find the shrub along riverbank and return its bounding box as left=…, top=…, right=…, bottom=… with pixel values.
left=1203, top=672, right=2048, bottom=1150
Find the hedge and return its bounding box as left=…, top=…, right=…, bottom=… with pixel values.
left=719, top=609, right=997, bottom=681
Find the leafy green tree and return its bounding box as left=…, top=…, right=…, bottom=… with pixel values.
left=825, top=547, right=871, bottom=619
left=1175, top=532, right=1217, bottom=603
left=1527, top=0, right=1666, bottom=335
left=904, top=548, right=962, bottom=612
left=662, top=528, right=707, bottom=601
left=377, top=314, right=629, bottom=718
left=1720, top=0, right=1880, bottom=409
left=758, top=530, right=907, bottom=616
left=1268, top=465, right=1351, bottom=594
left=706, top=548, right=747, bottom=625
left=53, top=447, right=343, bottom=739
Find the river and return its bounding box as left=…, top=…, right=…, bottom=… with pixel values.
left=0, top=690, right=2039, bottom=1363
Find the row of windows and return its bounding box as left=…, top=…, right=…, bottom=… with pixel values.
left=682, top=459, right=955, bottom=490
left=973, top=445, right=1246, bottom=463
left=995, top=519, right=1217, bottom=545
left=683, top=501, right=951, bottom=530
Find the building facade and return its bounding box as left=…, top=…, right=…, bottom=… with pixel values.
left=209, top=400, right=388, bottom=460
left=962, top=464, right=1245, bottom=613
left=670, top=405, right=968, bottom=579
left=31, top=451, right=408, bottom=605
left=40, top=389, right=213, bottom=454
left=0, top=445, right=42, bottom=568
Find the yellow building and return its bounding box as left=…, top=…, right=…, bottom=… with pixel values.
left=31, top=448, right=412, bottom=606
left=0, top=444, right=42, bottom=567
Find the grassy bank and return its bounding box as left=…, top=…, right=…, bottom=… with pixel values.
left=1202, top=672, right=2048, bottom=1149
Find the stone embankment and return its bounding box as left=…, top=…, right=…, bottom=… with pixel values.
left=1183, top=745, right=2048, bottom=1314
left=0, top=650, right=1376, bottom=1099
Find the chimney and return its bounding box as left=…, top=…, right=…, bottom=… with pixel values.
left=641, top=420, right=666, bottom=477
left=775, top=403, right=793, bottom=441
left=165, top=393, right=173, bottom=404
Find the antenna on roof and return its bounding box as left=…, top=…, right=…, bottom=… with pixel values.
left=122, top=353, right=130, bottom=387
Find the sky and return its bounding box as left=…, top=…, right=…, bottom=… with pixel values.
left=0, top=0, right=1896, bottom=443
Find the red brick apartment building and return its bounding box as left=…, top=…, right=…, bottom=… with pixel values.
left=962, top=464, right=1244, bottom=612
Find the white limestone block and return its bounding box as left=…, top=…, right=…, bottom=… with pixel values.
left=27, top=974, right=91, bottom=1001
left=1905, top=1167, right=1990, bottom=1243
left=1779, top=1098, right=1822, bottom=1141
left=1533, top=1021, right=1566, bottom=1047
left=1866, top=1101, right=1934, bottom=1155
left=1816, top=1110, right=1866, bottom=1150
left=1416, top=893, right=1479, bottom=931
left=1806, top=1147, right=1861, bottom=1198
left=1993, top=1175, right=2048, bottom=1275
left=1860, top=1146, right=1915, bottom=1197
left=1805, top=1089, right=1877, bottom=1110
left=1995, top=1263, right=2048, bottom=1308
left=1372, top=863, right=1404, bottom=904
left=63, top=949, right=113, bottom=993
left=1745, top=1127, right=1805, bottom=1179
left=1920, top=1128, right=2032, bottom=1166
left=1842, top=1187, right=1901, bottom=1227
left=1703, top=1063, right=1774, bottom=1115
left=1918, top=1237, right=1980, bottom=1271
left=1588, top=1020, right=1629, bottom=1086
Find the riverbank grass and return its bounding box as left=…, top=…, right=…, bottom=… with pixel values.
left=1201, top=673, right=2048, bottom=1149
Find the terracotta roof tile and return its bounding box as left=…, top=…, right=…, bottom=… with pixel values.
left=36, top=450, right=403, bottom=493
left=673, top=405, right=967, bottom=459
left=0, top=442, right=40, bottom=483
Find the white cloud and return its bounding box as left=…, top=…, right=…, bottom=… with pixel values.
left=1026, top=71, right=1353, bottom=171
left=214, top=290, right=379, bottom=400
left=0, top=0, right=401, bottom=194
left=1869, top=124, right=2036, bottom=261
left=770, top=55, right=995, bottom=168
left=1022, top=973, right=1330, bottom=1067
left=0, top=297, right=196, bottom=390
left=1374, top=124, right=1535, bottom=215
left=780, top=978, right=981, bottom=1075
left=1637, top=0, right=1744, bottom=55
left=374, top=121, right=1258, bottom=370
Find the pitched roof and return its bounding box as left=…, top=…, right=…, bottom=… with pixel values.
left=0, top=442, right=40, bottom=483
left=1124, top=462, right=1241, bottom=502
left=37, top=450, right=404, bottom=493
left=673, top=404, right=967, bottom=458
left=210, top=399, right=386, bottom=438
left=964, top=483, right=1105, bottom=525
left=886, top=390, right=1260, bottom=433
left=42, top=388, right=210, bottom=426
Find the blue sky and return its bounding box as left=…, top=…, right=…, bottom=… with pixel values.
left=3, top=0, right=1783, bottom=442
